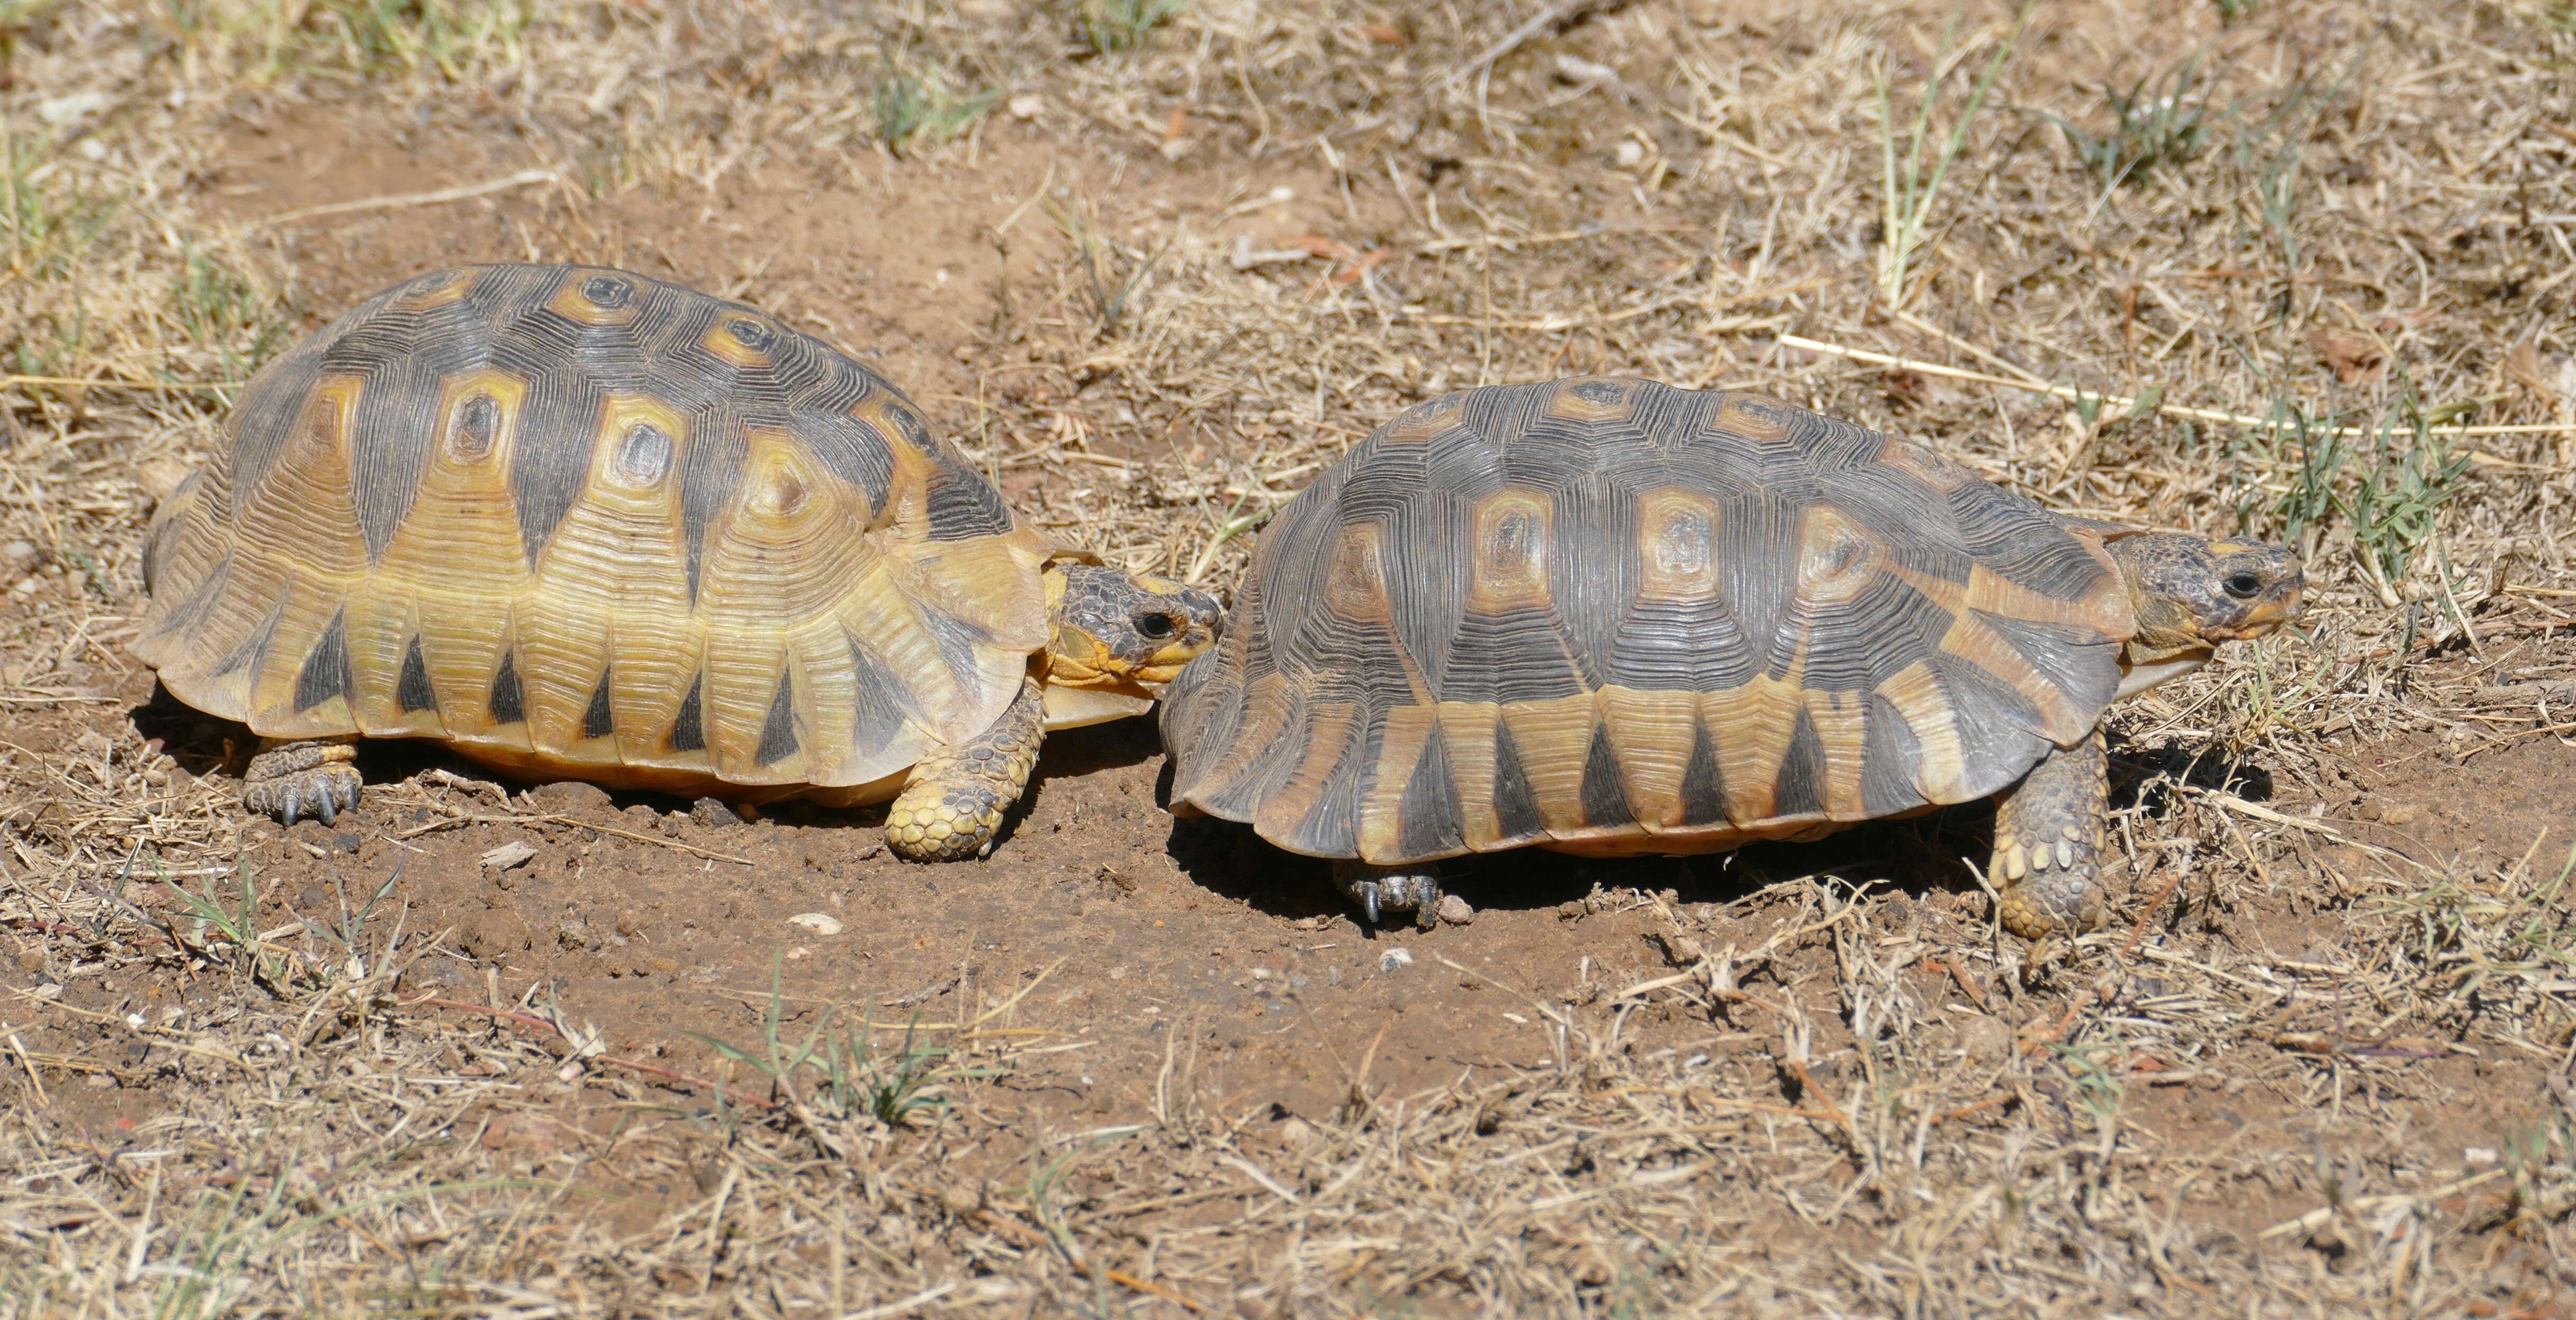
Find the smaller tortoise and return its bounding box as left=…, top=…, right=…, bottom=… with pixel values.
left=1159, top=378, right=2302, bottom=934
left=133, top=263, right=1220, bottom=859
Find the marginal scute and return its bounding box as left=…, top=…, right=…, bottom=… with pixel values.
left=1163, top=375, right=2136, bottom=866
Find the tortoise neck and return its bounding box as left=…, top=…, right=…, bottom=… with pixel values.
left=2114, top=643, right=2211, bottom=699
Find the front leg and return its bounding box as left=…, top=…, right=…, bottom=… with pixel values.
left=1990, top=728, right=2111, bottom=938
left=242, top=737, right=364, bottom=826
left=886, top=678, right=1045, bottom=861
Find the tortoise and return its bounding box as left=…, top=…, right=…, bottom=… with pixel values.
left=132, top=263, right=1220, bottom=860
left=1158, top=377, right=2302, bottom=935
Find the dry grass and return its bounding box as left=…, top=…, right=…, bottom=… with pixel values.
left=5, top=0, right=2575, bottom=1315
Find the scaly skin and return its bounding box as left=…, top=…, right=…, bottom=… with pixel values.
left=1991, top=727, right=2110, bottom=938
left=885, top=678, right=1046, bottom=861
left=1333, top=859, right=1445, bottom=929
left=242, top=738, right=363, bottom=826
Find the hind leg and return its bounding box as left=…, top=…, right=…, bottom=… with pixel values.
left=242, top=738, right=363, bottom=827
left=1333, top=859, right=1444, bottom=929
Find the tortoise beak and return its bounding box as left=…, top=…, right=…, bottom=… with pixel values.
left=2213, top=579, right=2304, bottom=642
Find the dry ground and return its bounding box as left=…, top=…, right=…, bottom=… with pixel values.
left=4, top=1, right=2575, bottom=1315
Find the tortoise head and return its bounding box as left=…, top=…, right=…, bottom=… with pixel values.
left=2102, top=532, right=2303, bottom=697
left=1042, top=561, right=1223, bottom=691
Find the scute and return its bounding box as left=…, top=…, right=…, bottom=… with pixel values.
left=1161, top=376, right=2135, bottom=865
left=131, top=263, right=1058, bottom=803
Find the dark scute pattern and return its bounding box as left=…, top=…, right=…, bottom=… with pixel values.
left=842, top=633, right=913, bottom=756
left=1567, top=379, right=1626, bottom=406
left=1972, top=610, right=2122, bottom=716
left=1678, top=720, right=1728, bottom=825
left=1397, top=722, right=1467, bottom=858
left=1222, top=696, right=1321, bottom=825
left=676, top=418, right=747, bottom=603
left=1282, top=706, right=1379, bottom=858
left=1794, top=573, right=1953, bottom=693
left=147, top=553, right=232, bottom=641
left=1579, top=722, right=1636, bottom=828
left=917, top=607, right=989, bottom=706
left=922, top=441, right=1016, bottom=542
left=1720, top=495, right=1804, bottom=680
left=799, top=414, right=897, bottom=519
left=1489, top=718, right=1545, bottom=843
left=141, top=473, right=200, bottom=594
left=489, top=651, right=526, bottom=725
left=348, top=327, right=479, bottom=561
left=1443, top=607, right=1588, bottom=705
left=1603, top=597, right=1755, bottom=692
left=581, top=667, right=616, bottom=739
left=669, top=674, right=706, bottom=752
left=1773, top=402, right=1884, bottom=471
left=1860, top=695, right=1928, bottom=817
left=1928, top=654, right=2053, bottom=798
left=212, top=594, right=287, bottom=680
left=755, top=672, right=799, bottom=766
left=1547, top=477, right=1640, bottom=687
left=1950, top=485, right=2112, bottom=603
left=579, top=275, right=635, bottom=308
left=397, top=636, right=438, bottom=714
left=224, top=279, right=407, bottom=505
left=1772, top=707, right=1826, bottom=818
left=293, top=609, right=353, bottom=713
left=725, top=318, right=776, bottom=351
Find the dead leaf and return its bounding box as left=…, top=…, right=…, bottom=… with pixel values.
left=2308, top=326, right=2386, bottom=385
left=479, top=840, right=537, bottom=872
left=2503, top=343, right=2557, bottom=401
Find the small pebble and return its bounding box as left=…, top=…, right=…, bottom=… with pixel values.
left=1379, top=948, right=1414, bottom=973
left=1435, top=894, right=1475, bottom=926
left=787, top=912, right=844, bottom=936
left=1, top=541, right=38, bottom=574
left=690, top=796, right=744, bottom=827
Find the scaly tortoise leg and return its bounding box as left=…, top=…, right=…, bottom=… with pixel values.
left=241, top=737, right=364, bottom=827
left=885, top=678, right=1045, bottom=861
left=1333, top=859, right=1444, bottom=930
left=1990, top=726, right=2111, bottom=939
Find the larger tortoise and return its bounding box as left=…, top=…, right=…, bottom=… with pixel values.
left=134, top=263, right=1219, bottom=860
left=1159, top=378, right=2302, bottom=935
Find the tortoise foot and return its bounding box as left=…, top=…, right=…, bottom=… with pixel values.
left=886, top=679, right=1043, bottom=862
left=1333, top=859, right=1443, bottom=929
left=243, top=740, right=362, bottom=827
left=1992, top=730, right=2109, bottom=939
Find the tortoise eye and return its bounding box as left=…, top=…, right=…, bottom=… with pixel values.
left=2222, top=571, right=2264, bottom=599
left=1133, top=613, right=1177, bottom=640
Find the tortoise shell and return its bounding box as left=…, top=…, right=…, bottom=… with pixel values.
left=134, top=263, right=1060, bottom=803
left=1159, top=376, right=2138, bottom=864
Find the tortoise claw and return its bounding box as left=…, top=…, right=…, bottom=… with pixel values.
left=242, top=740, right=364, bottom=827
left=1332, top=859, right=1444, bottom=928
